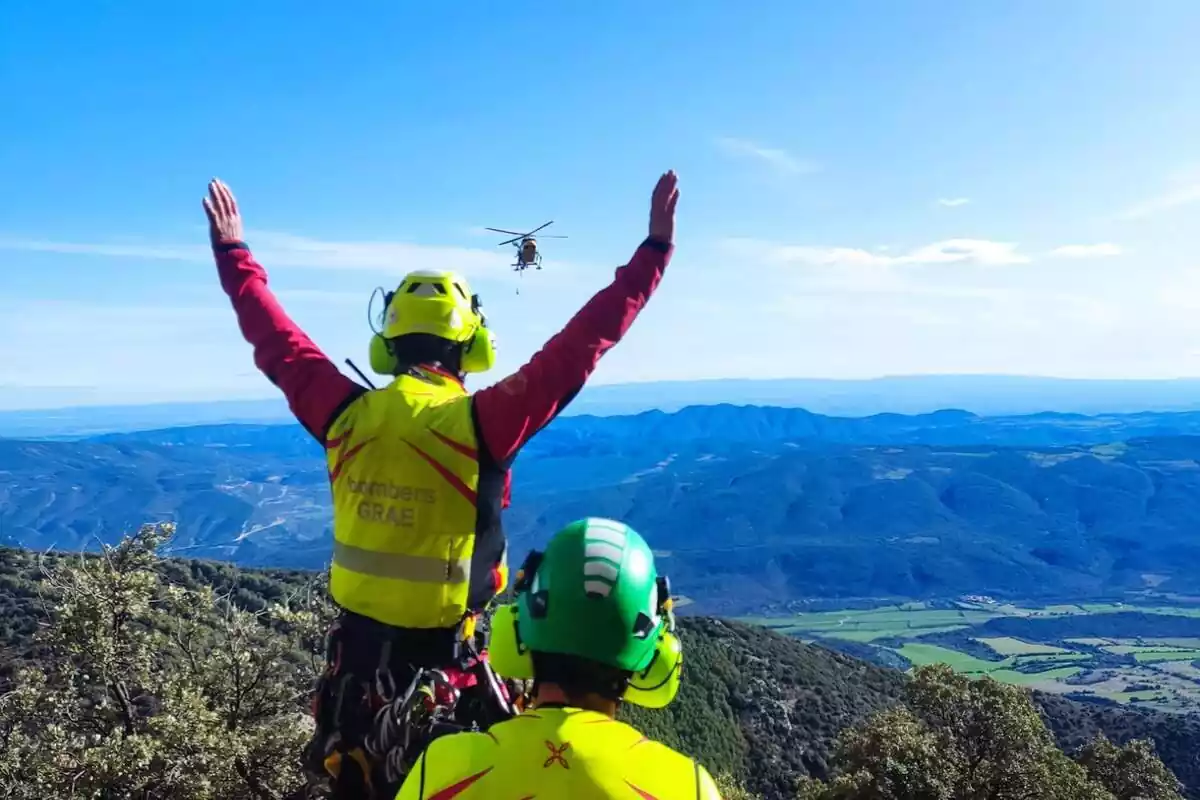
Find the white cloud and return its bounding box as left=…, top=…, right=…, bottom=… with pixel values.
left=714, top=137, right=818, bottom=175
left=733, top=237, right=1130, bottom=274
left=7, top=238, right=1200, bottom=409
left=0, top=238, right=209, bottom=261
left=251, top=232, right=512, bottom=275
left=729, top=237, right=1031, bottom=269
left=899, top=239, right=1029, bottom=266
left=0, top=231, right=517, bottom=278
left=1116, top=181, right=1200, bottom=220
left=1049, top=243, right=1124, bottom=258
left=937, top=197, right=971, bottom=207
left=752, top=243, right=893, bottom=268
left=0, top=236, right=607, bottom=408
left=0, top=299, right=255, bottom=391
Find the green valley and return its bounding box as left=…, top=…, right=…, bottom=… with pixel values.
left=740, top=599, right=1200, bottom=713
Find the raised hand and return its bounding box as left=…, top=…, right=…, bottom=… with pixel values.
left=203, top=178, right=245, bottom=246
left=648, top=170, right=679, bottom=246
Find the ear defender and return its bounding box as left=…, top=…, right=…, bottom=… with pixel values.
left=485, top=603, right=683, bottom=709
left=369, top=333, right=399, bottom=376
left=624, top=630, right=682, bottom=709
left=368, top=289, right=399, bottom=376
left=367, top=288, right=495, bottom=376
left=625, top=575, right=682, bottom=708
left=487, top=603, right=534, bottom=681
left=372, top=323, right=494, bottom=375
left=460, top=325, right=496, bottom=374
left=461, top=293, right=496, bottom=374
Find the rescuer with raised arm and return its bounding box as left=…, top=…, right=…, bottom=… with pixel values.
left=202, top=171, right=680, bottom=798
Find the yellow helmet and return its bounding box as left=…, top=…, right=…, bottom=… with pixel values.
left=367, top=270, right=497, bottom=376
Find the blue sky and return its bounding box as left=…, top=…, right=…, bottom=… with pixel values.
left=2, top=1, right=1200, bottom=410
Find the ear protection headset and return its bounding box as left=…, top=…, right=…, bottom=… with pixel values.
left=486, top=551, right=684, bottom=709
left=366, top=282, right=496, bottom=376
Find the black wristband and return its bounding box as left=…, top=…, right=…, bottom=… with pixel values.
left=214, top=240, right=249, bottom=253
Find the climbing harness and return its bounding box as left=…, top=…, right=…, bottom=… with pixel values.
left=304, top=609, right=518, bottom=798
left=366, top=655, right=517, bottom=784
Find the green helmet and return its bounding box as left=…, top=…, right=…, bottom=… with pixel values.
left=516, top=518, right=668, bottom=673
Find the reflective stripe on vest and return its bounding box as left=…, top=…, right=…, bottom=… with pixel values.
left=333, top=540, right=469, bottom=584
left=325, top=370, right=481, bottom=629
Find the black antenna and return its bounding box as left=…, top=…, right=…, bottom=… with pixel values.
left=345, top=358, right=377, bottom=389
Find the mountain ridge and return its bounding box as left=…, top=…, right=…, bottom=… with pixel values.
left=74, top=403, right=1200, bottom=450
left=10, top=373, right=1200, bottom=437
left=7, top=405, right=1200, bottom=613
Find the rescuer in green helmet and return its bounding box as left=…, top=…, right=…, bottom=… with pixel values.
left=396, top=518, right=723, bottom=799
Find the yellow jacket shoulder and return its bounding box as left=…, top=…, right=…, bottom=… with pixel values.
left=396, top=711, right=724, bottom=799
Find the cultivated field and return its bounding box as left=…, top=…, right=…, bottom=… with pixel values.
left=739, top=600, right=1200, bottom=713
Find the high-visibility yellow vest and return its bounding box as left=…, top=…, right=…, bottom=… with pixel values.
left=325, top=369, right=502, bottom=629
left=396, top=707, right=723, bottom=799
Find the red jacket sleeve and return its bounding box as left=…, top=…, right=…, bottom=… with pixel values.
left=213, top=243, right=364, bottom=442
left=472, top=238, right=672, bottom=466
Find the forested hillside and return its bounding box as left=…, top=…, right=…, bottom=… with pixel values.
left=0, top=535, right=1197, bottom=798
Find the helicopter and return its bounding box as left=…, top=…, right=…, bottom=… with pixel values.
left=485, top=221, right=567, bottom=274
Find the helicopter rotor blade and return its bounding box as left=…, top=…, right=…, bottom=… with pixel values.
left=525, top=221, right=554, bottom=236
left=485, top=227, right=526, bottom=236
left=496, top=236, right=523, bottom=246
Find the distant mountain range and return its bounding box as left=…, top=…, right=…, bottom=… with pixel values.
left=0, top=398, right=295, bottom=439
left=565, top=375, right=1200, bottom=418
left=5, top=404, right=1200, bottom=613
left=9, top=374, right=1200, bottom=438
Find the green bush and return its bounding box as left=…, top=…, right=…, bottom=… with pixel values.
left=796, top=664, right=1184, bottom=800
left=0, top=523, right=335, bottom=799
